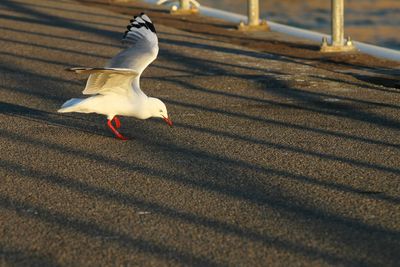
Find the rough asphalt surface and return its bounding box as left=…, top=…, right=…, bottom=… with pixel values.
left=0, top=0, right=399, bottom=266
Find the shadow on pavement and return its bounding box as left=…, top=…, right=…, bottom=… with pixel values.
left=0, top=0, right=399, bottom=266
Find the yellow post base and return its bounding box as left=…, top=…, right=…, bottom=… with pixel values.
left=320, top=37, right=358, bottom=53
left=238, top=20, right=269, bottom=31
left=170, top=6, right=199, bottom=15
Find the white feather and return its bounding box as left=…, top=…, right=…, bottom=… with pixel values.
left=58, top=14, right=168, bottom=123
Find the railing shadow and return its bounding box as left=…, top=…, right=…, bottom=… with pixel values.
left=0, top=101, right=109, bottom=137
left=0, top=194, right=222, bottom=266
left=156, top=45, right=400, bottom=132
left=0, top=25, right=124, bottom=49
left=0, top=243, right=61, bottom=267
left=0, top=159, right=382, bottom=267
left=0, top=0, right=121, bottom=39
left=1, top=0, right=399, bottom=266
left=1, top=125, right=399, bottom=266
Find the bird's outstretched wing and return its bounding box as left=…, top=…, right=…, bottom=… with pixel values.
left=70, top=13, right=158, bottom=96
left=68, top=67, right=139, bottom=75
left=109, top=13, right=159, bottom=73
left=67, top=67, right=139, bottom=95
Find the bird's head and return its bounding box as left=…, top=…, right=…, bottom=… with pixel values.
left=148, top=97, right=173, bottom=126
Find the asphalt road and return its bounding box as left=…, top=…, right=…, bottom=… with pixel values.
left=0, top=0, right=399, bottom=266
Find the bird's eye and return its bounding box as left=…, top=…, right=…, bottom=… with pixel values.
left=159, top=109, right=163, bottom=113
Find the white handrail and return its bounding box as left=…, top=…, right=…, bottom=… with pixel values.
left=145, top=0, right=400, bottom=61
left=199, top=6, right=400, bottom=61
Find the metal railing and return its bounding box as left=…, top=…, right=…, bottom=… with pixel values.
left=247, top=0, right=259, bottom=26
left=238, top=0, right=268, bottom=30
left=321, top=0, right=356, bottom=52
left=158, top=0, right=356, bottom=52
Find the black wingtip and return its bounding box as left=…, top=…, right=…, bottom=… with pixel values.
left=123, top=13, right=157, bottom=36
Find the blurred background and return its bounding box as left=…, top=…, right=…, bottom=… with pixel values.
left=199, top=0, right=400, bottom=50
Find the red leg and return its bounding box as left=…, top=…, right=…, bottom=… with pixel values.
left=107, top=119, right=128, bottom=140
left=112, top=116, right=121, bottom=128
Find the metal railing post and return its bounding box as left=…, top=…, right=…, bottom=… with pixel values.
left=248, top=0, right=259, bottom=26
left=332, top=0, right=344, bottom=46
left=238, top=0, right=268, bottom=31
left=321, top=0, right=356, bottom=52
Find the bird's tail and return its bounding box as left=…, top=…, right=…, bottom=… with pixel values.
left=58, top=98, right=84, bottom=113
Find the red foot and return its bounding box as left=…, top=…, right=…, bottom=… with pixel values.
left=107, top=119, right=128, bottom=140
left=112, top=116, right=121, bottom=128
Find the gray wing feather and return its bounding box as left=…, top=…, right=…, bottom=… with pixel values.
left=67, top=68, right=139, bottom=95
left=106, top=14, right=159, bottom=75
left=70, top=14, right=158, bottom=96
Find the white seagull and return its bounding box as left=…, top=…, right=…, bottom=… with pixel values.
left=58, top=13, right=172, bottom=140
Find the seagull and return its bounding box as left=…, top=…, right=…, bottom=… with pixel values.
left=58, top=13, right=172, bottom=140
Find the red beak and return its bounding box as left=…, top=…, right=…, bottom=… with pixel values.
left=163, top=116, right=173, bottom=126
